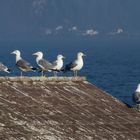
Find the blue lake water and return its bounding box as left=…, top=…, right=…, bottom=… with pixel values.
left=0, top=39, right=140, bottom=106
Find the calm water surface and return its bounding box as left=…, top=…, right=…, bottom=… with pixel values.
left=0, top=39, right=140, bottom=105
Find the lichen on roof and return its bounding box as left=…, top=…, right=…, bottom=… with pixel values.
left=0, top=77, right=140, bottom=140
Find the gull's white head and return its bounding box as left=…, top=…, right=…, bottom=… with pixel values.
left=77, top=52, right=86, bottom=58
left=57, top=54, right=65, bottom=60
left=136, top=84, right=140, bottom=92
left=11, top=50, right=21, bottom=55
left=11, top=50, right=21, bottom=62
left=33, top=51, right=43, bottom=58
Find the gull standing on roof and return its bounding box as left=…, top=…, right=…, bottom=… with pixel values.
left=33, top=51, right=53, bottom=76
left=0, top=62, right=10, bottom=73
left=52, top=54, right=65, bottom=76
left=63, top=52, right=85, bottom=77
left=11, top=50, right=36, bottom=76
left=133, top=84, right=140, bottom=109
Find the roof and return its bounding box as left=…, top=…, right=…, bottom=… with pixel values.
left=0, top=77, right=140, bottom=140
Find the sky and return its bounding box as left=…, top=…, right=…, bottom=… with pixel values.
left=0, top=0, right=140, bottom=41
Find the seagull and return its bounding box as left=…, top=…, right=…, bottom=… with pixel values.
left=52, top=54, right=65, bottom=76
left=133, top=84, right=140, bottom=108
left=11, top=50, right=36, bottom=76
left=0, top=62, right=10, bottom=73
left=63, top=52, right=85, bottom=76
left=32, top=51, right=54, bottom=76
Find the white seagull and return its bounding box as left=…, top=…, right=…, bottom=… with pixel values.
left=0, top=62, right=10, bottom=73
left=11, top=50, right=36, bottom=76
left=52, top=54, right=65, bottom=76
left=63, top=52, right=85, bottom=76
left=33, top=51, right=53, bottom=76
left=133, top=84, right=140, bottom=105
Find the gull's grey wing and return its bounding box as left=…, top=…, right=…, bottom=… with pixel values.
left=65, top=60, right=77, bottom=71
left=52, top=60, right=58, bottom=68
left=0, top=62, right=7, bottom=71
left=16, top=59, right=32, bottom=70
left=51, top=60, right=61, bottom=71
left=52, top=60, right=57, bottom=66
left=0, top=62, right=10, bottom=73
left=38, top=59, right=53, bottom=70
left=133, top=92, right=140, bottom=104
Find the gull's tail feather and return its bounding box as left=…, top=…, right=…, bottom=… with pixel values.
left=31, top=67, right=37, bottom=71
left=51, top=69, right=61, bottom=72
left=61, top=64, right=70, bottom=73
left=61, top=68, right=68, bottom=73
left=4, top=68, right=11, bottom=73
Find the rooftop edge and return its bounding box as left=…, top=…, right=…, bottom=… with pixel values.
left=0, top=76, right=86, bottom=82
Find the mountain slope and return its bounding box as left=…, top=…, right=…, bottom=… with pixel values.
left=0, top=0, right=140, bottom=40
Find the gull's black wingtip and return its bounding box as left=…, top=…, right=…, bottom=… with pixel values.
left=7, top=68, right=11, bottom=73
left=31, top=67, right=37, bottom=71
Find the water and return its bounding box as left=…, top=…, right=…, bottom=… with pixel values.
left=0, top=39, right=140, bottom=106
